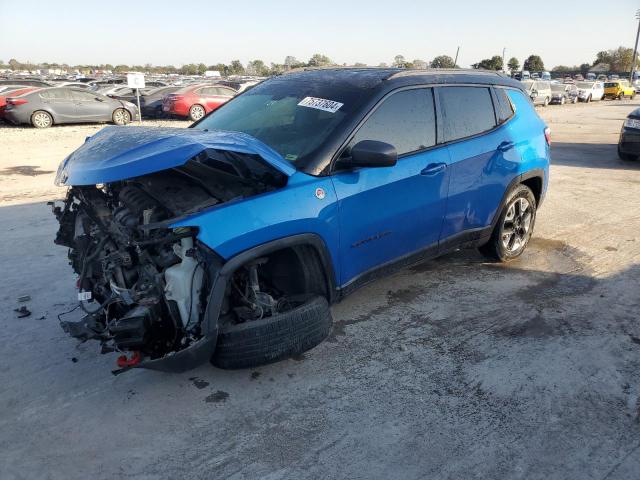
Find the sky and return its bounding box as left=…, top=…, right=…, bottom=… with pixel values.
left=1, top=0, right=638, bottom=69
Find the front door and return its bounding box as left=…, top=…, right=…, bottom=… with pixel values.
left=71, top=90, right=114, bottom=122
left=331, top=87, right=449, bottom=286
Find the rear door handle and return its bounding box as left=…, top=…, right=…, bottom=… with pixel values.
left=421, top=162, right=447, bottom=176
left=498, top=141, right=515, bottom=152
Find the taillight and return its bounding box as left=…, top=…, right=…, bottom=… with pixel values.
left=544, top=127, right=551, bottom=146
left=168, top=95, right=184, bottom=101
left=7, top=98, right=28, bottom=106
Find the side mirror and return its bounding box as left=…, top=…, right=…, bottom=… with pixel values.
left=95, top=97, right=105, bottom=102
left=337, top=140, right=398, bottom=170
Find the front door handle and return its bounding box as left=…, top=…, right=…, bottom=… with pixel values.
left=498, top=141, right=515, bottom=152
left=421, top=162, right=447, bottom=176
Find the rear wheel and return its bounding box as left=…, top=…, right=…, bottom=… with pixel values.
left=31, top=110, right=53, bottom=128
left=479, top=184, right=537, bottom=262
left=189, top=104, right=205, bottom=121
left=586, top=95, right=592, bottom=103
left=112, top=108, right=131, bottom=125
left=543, top=96, right=550, bottom=107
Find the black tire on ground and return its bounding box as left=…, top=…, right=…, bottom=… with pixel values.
left=212, top=295, right=332, bottom=369
left=189, top=104, right=206, bottom=121
left=543, top=96, right=549, bottom=107
left=618, top=145, right=638, bottom=161
left=479, top=184, right=537, bottom=262
left=112, top=108, right=131, bottom=125
left=586, top=95, right=592, bottom=103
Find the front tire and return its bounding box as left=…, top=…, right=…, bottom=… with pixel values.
left=189, top=104, right=206, bottom=121
left=618, top=145, right=638, bottom=161
left=479, top=184, right=537, bottom=262
left=112, top=108, right=131, bottom=125
left=560, top=96, right=566, bottom=105
left=31, top=110, right=53, bottom=128
left=212, top=295, right=332, bottom=369
left=543, top=96, right=550, bottom=107
left=586, top=95, right=592, bottom=103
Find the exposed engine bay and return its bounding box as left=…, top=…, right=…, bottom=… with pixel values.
left=52, top=149, right=289, bottom=373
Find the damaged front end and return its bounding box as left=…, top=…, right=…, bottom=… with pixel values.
left=51, top=127, right=289, bottom=373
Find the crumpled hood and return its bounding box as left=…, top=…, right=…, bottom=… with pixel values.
left=55, top=126, right=296, bottom=186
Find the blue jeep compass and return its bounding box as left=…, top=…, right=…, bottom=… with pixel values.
left=52, top=68, right=550, bottom=373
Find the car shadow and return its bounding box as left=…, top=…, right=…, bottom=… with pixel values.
left=551, top=142, right=640, bottom=169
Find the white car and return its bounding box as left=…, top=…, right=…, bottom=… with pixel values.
left=576, top=81, right=604, bottom=103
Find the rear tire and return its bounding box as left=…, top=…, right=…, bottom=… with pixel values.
left=31, top=110, right=53, bottom=128
left=543, top=96, right=550, bottom=107
left=189, top=104, right=206, bottom=121
left=212, top=295, right=332, bottom=369
left=479, top=184, right=537, bottom=262
left=112, top=108, right=131, bottom=125
left=586, top=95, right=592, bottom=103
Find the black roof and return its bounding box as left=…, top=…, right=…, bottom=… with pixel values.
left=281, top=67, right=524, bottom=91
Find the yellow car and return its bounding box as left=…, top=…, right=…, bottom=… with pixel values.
left=603, top=80, right=636, bottom=100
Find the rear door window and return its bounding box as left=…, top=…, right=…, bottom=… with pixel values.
left=347, top=88, right=436, bottom=156
left=439, top=86, right=496, bottom=142
left=40, top=89, right=71, bottom=100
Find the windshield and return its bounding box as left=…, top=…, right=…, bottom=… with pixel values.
left=194, top=77, right=370, bottom=165
left=604, top=82, right=618, bottom=88
left=576, top=82, right=593, bottom=89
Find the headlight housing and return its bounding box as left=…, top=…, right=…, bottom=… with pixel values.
left=623, top=118, right=640, bottom=129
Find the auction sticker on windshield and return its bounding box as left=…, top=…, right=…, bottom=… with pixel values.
left=298, top=97, right=344, bottom=113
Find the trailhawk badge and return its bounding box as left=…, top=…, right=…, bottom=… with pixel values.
left=315, top=187, right=326, bottom=200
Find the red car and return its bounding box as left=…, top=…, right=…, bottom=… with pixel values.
left=162, top=84, right=236, bottom=121
left=0, top=87, right=40, bottom=118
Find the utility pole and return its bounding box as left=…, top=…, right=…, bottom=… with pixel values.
left=502, top=47, right=506, bottom=73
left=631, top=9, right=640, bottom=83
left=454, top=46, right=460, bottom=67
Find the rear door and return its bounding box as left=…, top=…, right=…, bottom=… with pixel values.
left=331, top=87, right=450, bottom=285
left=39, top=89, right=75, bottom=121
left=439, top=85, right=516, bottom=244
left=71, top=90, right=114, bottom=122
left=199, top=86, right=235, bottom=112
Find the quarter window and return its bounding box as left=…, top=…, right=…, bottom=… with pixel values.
left=439, top=86, right=496, bottom=142
left=347, top=88, right=436, bottom=156
left=494, top=88, right=515, bottom=124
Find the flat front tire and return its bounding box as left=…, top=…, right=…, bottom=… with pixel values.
left=212, top=295, right=332, bottom=369
left=31, top=110, right=53, bottom=128
left=479, top=184, right=537, bottom=262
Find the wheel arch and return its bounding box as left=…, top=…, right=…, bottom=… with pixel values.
left=490, top=169, right=545, bottom=229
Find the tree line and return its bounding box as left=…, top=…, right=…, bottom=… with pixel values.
left=3, top=46, right=638, bottom=77
left=471, top=46, right=640, bottom=73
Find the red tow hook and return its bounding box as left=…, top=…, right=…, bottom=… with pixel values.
left=117, top=351, right=142, bottom=368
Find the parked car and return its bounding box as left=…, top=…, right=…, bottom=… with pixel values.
left=0, top=79, right=51, bottom=87
left=574, top=74, right=584, bottom=81
left=0, top=87, right=40, bottom=118
left=162, top=84, right=237, bottom=120
left=618, top=108, right=640, bottom=161
left=576, top=81, right=604, bottom=102
left=522, top=80, right=552, bottom=106
left=550, top=83, right=578, bottom=104
left=52, top=68, right=550, bottom=373
left=597, top=74, right=608, bottom=81
left=540, top=71, right=551, bottom=81
left=586, top=73, right=596, bottom=81
left=608, top=74, right=620, bottom=80
left=514, top=70, right=530, bottom=81
left=603, top=80, right=636, bottom=100
left=4, top=87, right=138, bottom=128
left=110, top=86, right=182, bottom=118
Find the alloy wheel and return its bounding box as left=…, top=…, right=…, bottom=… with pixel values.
left=190, top=105, right=205, bottom=120
left=32, top=112, right=52, bottom=128
left=501, top=197, right=533, bottom=253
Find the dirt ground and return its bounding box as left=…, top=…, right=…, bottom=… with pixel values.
left=1, top=100, right=640, bottom=480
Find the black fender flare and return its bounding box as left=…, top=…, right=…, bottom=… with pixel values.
left=490, top=168, right=546, bottom=230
